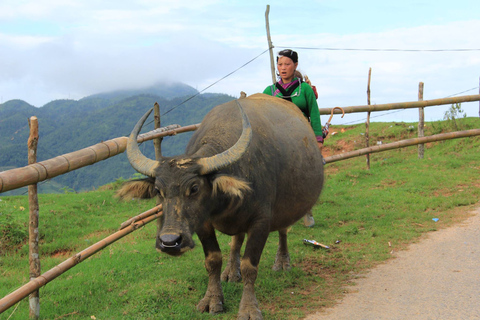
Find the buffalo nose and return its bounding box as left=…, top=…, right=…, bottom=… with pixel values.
left=159, top=233, right=182, bottom=248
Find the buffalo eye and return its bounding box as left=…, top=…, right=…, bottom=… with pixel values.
left=189, top=184, right=199, bottom=196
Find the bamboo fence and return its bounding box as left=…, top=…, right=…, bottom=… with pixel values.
left=324, top=128, right=480, bottom=163
left=318, top=94, right=480, bottom=115
left=0, top=205, right=163, bottom=314
left=0, top=123, right=200, bottom=193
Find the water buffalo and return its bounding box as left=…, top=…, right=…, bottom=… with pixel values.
left=117, top=93, right=324, bottom=319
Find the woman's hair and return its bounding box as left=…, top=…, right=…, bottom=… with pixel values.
left=295, top=70, right=304, bottom=81
left=275, top=49, right=302, bottom=81
left=277, top=49, right=298, bottom=63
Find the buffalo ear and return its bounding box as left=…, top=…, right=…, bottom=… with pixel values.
left=115, top=178, right=156, bottom=200
left=212, top=175, right=252, bottom=199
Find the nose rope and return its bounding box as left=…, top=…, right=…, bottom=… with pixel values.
left=162, top=242, right=179, bottom=248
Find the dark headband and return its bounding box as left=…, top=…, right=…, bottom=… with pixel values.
left=277, top=49, right=298, bottom=63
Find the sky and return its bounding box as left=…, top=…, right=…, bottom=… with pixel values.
left=1, top=0, right=480, bottom=124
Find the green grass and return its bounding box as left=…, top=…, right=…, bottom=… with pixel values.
left=1, top=117, right=479, bottom=319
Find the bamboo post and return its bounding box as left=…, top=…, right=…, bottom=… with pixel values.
left=153, top=102, right=162, bottom=159
left=152, top=102, right=163, bottom=240
left=265, top=5, right=276, bottom=84
left=366, top=68, right=372, bottom=170
left=0, top=207, right=163, bottom=314
left=27, top=117, right=40, bottom=319
left=418, top=82, right=425, bottom=159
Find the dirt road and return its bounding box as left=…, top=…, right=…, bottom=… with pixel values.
left=305, top=206, right=480, bottom=320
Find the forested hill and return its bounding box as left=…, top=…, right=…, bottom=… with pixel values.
left=0, top=82, right=236, bottom=195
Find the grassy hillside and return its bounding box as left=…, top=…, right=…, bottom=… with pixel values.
left=0, top=117, right=479, bottom=319
left=0, top=84, right=235, bottom=195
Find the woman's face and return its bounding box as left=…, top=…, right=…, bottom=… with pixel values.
left=277, top=56, right=298, bottom=83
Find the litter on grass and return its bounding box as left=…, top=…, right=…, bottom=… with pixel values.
left=303, top=239, right=330, bottom=249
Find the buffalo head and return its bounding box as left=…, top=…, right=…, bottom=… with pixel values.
left=123, top=101, right=252, bottom=256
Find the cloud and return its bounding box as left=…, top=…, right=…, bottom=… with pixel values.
left=0, top=1, right=479, bottom=123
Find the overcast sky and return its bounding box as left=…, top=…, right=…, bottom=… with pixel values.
left=1, top=0, right=480, bottom=124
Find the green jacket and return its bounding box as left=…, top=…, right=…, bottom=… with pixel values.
left=263, top=79, right=323, bottom=137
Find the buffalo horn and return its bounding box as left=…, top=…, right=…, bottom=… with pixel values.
left=197, top=100, right=252, bottom=175
left=126, top=108, right=159, bottom=177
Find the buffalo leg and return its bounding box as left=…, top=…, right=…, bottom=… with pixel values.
left=238, top=227, right=269, bottom=320
left=272, top=228, right=291, bottom=271
left=221, top=233, right=245, bottom=282
left=196, top=224, right=224, bottom=314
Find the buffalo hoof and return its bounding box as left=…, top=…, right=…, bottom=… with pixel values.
left=272, top=252, right=291, bottom=271
left=221, top=264, right=242, bottom=282
left=237, top=305, right=263, bottom=320
left=197, top=295, right=224, bottom=315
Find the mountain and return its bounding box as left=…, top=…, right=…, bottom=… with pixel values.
left=0, top=82, right=235, bottom=195
left=85, top=81, right=198, bottom=103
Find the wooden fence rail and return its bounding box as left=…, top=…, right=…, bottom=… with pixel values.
left=318, top=94, right=480, bottom=115
left=0, top=124, right=200, bottom=193
left=0, top=205, right=163, bottom=314
left=325, top=128, right=480, bottom=163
